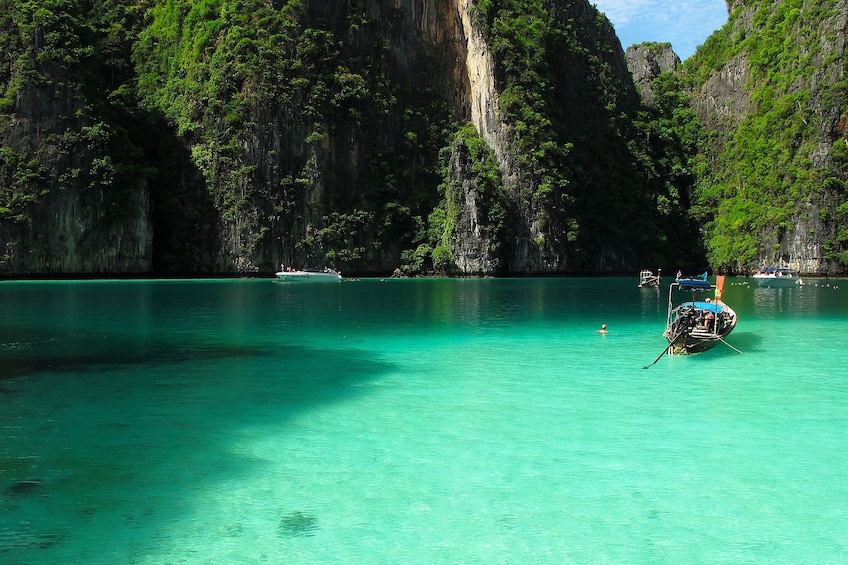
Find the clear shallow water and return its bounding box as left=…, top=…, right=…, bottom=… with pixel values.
left=1, top=277, right=847, bottom=564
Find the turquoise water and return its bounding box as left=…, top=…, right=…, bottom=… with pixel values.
left=1, top=277, right=847, bottom=564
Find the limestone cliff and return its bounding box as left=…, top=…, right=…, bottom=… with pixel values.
left=0, top=1, right=716, bottom=276
left=0, top=65, right=152, bottom=275
left=684, top=0, right=848, bottom=275
left=625, top=43, right=681, bottom=106
left=134, top=0, right=655, bottom=276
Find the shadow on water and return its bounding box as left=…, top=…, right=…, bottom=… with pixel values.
left=716, top=330, right=764, bottom=354
left=0, top=339, right=395, bottom=559
left=0, top=281, right=398, bottom=560
left=0, top=328, right=264, bottom=382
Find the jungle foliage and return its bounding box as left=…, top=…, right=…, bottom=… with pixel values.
left=133, top=0, right=454, bottom=272
left=0, top=0, right=150, bottom=203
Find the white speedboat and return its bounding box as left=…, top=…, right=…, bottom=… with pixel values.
left=275, top=268, right=342, bottom=282
left=752, top=267, right=802, bottom=288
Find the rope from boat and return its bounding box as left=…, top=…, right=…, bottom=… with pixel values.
left=718, top=336, right=743, bottom=354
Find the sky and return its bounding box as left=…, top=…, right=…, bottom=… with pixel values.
left=591, top=0, right=729, bottom=60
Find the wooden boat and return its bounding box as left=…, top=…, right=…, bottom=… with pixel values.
left=275, top=267, right=342, bottom=282
left=663, top=274, right=737, bottom=354
left=638, top=269, right=661, bottom=287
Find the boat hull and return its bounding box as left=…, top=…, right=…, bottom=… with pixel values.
left=752, top=268, right=801, bottom=288
left=664, top=321, right=736, bottom=354
left=753, top=275, right=800, bottom=288
left=664, top=294, right=737, bottom=355
left=275, top=270, right=342, bottom=282
left=665, top=331, right=725, bottom=355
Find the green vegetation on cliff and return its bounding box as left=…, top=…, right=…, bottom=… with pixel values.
left=0, top=0, right=708, bottom=275
left=683, top=0, right=848, bottom=271
left=133, top=0, right=453, bottom=272
left=1, top=0, right=148, bottom=208
left=0, top=0, right=192, bottom=272
left=4, top=0, right=842, bottom=275
left=472, top=1, right=703, bottom=269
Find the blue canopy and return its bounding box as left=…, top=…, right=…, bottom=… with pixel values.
left=691, top=301, right=723, bottom=313
left=676, top=278, right=711, bottom=291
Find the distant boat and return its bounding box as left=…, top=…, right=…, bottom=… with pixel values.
left=638, top=269, right=661, bottom=287
left=275, top=267, right=342, bottom=282
left=752, top=267, right=802, bottom=288
left=663, top=274, right=737, bottom=354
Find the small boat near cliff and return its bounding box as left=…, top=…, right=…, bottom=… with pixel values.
left=752, top=267, right=803, bottom=288
left=638, top=269, right=661, bottom=287
left=663, top=274, right=737, bottom=354
left=275, top=267, right=342, bottom=282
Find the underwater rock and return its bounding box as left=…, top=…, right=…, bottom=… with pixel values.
left=5, top=479, right=42, bottom=496
left=278, top=511, right=318, bottom=537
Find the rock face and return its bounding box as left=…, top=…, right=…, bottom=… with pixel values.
left=0, top=70, right=152, bottom=275
left=0, top=182, right=151, bottom=274
left=448, top=139, right=500, bottom=275
left=2, top=0, right=658, bottom=277
left=625, top=43, right=681, bottom=106
left=456, top=0, right=509, bottom=168
left=690, top=53, right=751, bottom=135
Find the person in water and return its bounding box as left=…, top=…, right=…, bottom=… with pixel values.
left=599, top=324, right=608, bottom=334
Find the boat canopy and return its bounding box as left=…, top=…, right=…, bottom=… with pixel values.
left=759, top=267, right=794, bottom=274
left=683, top=301, right=724, bottom=313
left=676, top=279, right=711, bottom=291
